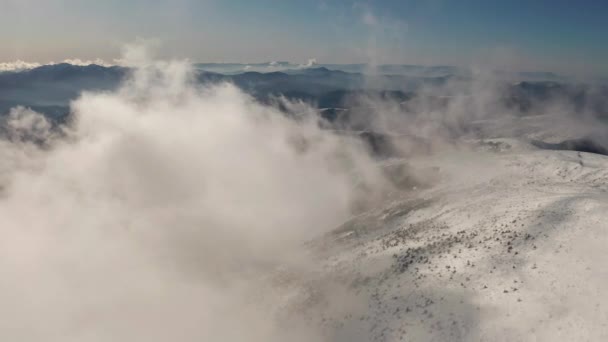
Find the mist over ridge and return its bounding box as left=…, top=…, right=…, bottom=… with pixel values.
left=1, top=35, right=608, bottom=341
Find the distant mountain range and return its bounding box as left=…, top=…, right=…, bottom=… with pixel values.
left=1, top=63, right=606, bottom=125
left=0, top=63, right=125, bottom=121
left=193, top=62, right=572, bottom=81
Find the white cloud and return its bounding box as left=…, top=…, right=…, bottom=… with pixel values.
left=61, top=58, right=113, bottom=67
left=299, top=58, right=318, bottom=68
left=0, top=51, right=388, bottom=341
left=2, top=106, right=53, bottom=143
left=0, top=58, right=116, bottom=72
left=0, top=60, right=42, bottom=72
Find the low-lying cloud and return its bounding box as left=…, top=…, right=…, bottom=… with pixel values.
left=0, top=60, right=43, bottom=72
left=0, top=53, right=389, bottom=341
left=0, top=58, right=115, bottom=72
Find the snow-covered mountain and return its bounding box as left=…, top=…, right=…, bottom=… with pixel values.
left=270, top=133, right=608, bottom=341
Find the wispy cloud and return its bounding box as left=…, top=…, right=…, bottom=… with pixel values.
left=0, top=58, right=115, bottom=72
left=0, top=46, right=388, bottom=341
left=0, top=60, right=42, bottom=72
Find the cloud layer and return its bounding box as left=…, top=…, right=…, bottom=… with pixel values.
left=0, top=56, right=387, bottom=341
left=0, top=58, right=115, bottom=72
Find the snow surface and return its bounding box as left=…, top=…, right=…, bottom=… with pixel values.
left=272, top=140, right=608, bottom=341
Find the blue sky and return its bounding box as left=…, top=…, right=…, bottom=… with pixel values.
left=2, top=0, right=607, bottom=74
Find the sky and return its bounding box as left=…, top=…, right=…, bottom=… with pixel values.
left=2, top=0, right=607, bottom=75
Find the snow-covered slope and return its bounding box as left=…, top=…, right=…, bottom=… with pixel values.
left=275, top=141, right=608, bottom=341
